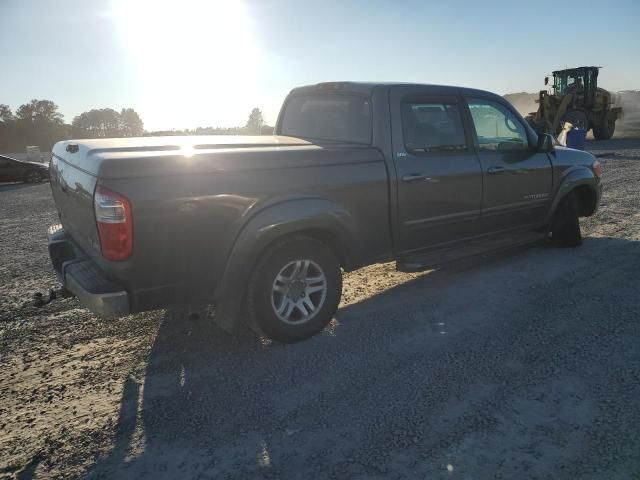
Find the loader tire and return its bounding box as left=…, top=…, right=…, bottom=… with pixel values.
left=593, top=111, right=616, bottom=140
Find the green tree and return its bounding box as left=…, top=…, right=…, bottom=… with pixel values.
left=72, top=107, right=144, bottom=138
left=13, top=99, right=68, bottom=151
left=0, top=104, right=14, bottom=152
left=119, top=108, right=144, bottom=137
left=72, top=108, right=121, bottom=138
left=0, top=104, right=14, bottom=122
left=245, top=107, right=265, bottom=135
left=15, top=99, right=64, bottom=124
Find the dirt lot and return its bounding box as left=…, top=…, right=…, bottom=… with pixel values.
left=1, top=139, right=640, bottom=479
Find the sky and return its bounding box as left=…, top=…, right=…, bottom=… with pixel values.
left=1, top=0, right=638, bottom=131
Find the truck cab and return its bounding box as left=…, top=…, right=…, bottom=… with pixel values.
left=278, top=83, right=566, bottom=257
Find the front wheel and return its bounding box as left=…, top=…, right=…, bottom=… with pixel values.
left=593, top=111, right=616, bottom=140
left=248, top=236, right=342, bottom=343
left=550, top=192, right=582, bottom=247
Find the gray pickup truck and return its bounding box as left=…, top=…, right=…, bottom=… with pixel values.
left=46, top=82, right=602, bottom=342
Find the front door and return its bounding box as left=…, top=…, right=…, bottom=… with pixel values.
left=390, top=88, right=483, bottom=253
left=463, top=97, right=553, bottom=232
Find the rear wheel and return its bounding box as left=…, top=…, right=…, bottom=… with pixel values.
left=24, top=170, right=43, bottom=183
left=593, top=111, right=616, bottom=140
left=550, top=192, right=582, bottom=247
left=248, top=236, right=342, bottom=343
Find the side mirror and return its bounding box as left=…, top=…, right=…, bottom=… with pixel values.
left=544, top=76, right=549, bottom=86
left=537, top=133, right=555, bottom=152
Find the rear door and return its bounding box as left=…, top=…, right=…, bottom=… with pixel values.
left=390, top=87, right=483, bottom=253
left=463, top=97, right=552, bottom=232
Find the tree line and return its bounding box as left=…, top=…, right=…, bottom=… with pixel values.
left=0, top=101, right=271, bottom=153
left=145, top=108, right=272, bottom=136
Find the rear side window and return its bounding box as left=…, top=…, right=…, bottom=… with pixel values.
left=401, top=101, right=467, bottom=153
left=280, top=94, right=371, bottom=144
left=466, top=98, right=528, bottom=151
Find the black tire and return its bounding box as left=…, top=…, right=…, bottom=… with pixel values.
left=550, top=192, right=582, bottom=247
left=593, top=111, right=616, bottom=140
left=24, top=170, right=43, bottom=183
left=248, top=236, right=342, bottom=343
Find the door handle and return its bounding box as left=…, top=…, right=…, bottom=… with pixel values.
left=402, top=173, right=432, bottom=183
left=487, top=166, right=505, bottom=174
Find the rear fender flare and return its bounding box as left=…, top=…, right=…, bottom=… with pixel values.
left=212, top=198, right=358, bottom=330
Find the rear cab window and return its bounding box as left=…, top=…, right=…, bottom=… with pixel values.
left=280, top=94, right=372, bottom=144
left=401, top=100, right=468, bottom=153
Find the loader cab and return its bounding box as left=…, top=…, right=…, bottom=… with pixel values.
left=551, top=66, right=600, bottom=108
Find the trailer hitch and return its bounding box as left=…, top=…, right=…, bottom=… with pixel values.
left=33, top=287, right=72, bottom=307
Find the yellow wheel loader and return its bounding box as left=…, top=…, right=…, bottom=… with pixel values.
left=526, top=66, right=622, bottom=140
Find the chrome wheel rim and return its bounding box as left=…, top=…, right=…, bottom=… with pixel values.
left=271, top=259, right=327, bottom=325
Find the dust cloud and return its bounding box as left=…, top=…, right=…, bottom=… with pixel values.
left=503, top=92, right=538, bottom=117
left=615, top=91, right=640, bottom=137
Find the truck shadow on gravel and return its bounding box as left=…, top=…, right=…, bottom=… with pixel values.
left=89, top=236, right=640, bottom=479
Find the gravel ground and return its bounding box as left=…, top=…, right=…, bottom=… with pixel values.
left=1, top=139, right=640, bottom=479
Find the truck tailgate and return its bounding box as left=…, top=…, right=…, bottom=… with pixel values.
left=49, top=153, right=100, bottom=257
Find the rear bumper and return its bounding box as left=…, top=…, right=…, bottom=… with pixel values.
left=48, top=224, right=130, bottom=317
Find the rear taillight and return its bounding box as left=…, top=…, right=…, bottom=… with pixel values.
left=94, top=186, right=133, bottom=261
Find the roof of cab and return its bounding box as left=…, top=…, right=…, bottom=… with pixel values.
left=288, top=81, right=503, bottom=101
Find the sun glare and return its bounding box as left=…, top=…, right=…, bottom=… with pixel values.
left=180, top=144, right=195, bottom=157
left=112, top=0, right=261, bottom=130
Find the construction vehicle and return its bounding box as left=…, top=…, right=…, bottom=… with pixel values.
left=526, top=66, right=622, bottom=140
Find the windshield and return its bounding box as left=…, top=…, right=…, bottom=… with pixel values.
left=554, top=71, right=584, bottom=95
left=280, top=94, right=372, bottom=144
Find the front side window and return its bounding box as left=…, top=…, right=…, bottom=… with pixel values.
left=280, top=94, right=371, bottom=144
left=466, top=99, right=528, bottom=151
left=401, top=101, right=467, bottom=153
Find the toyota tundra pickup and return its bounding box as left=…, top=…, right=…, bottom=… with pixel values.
left=46, top=82, right=602, bottom=342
